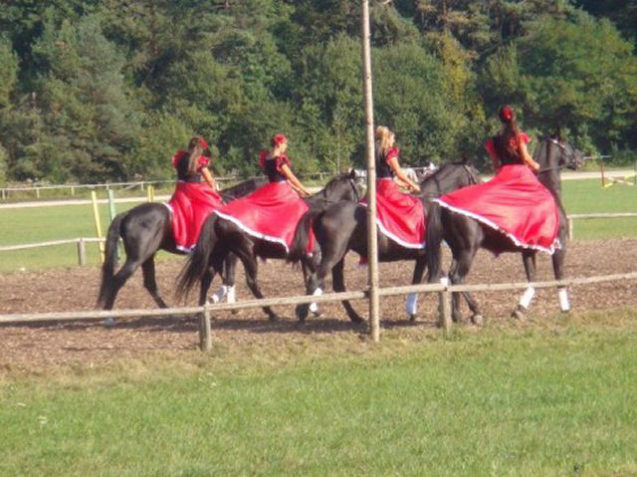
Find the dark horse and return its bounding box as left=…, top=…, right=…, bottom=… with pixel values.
left=177, top=170, right=363, bottom=320
left=96, top=179, right=261, bottom=313
left=295, top=162, right=482, bottom=323
left=426, top=135, right=584, bottom=324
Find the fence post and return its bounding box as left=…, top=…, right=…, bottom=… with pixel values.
left=567, top=217, right=574, bottom=241
left=77, top=238, right=86, bottom=266
left=35, top=187, right=40, bottom=199
left=199, top=306, right=212, bottom=352
left=1, top=188, right=5, bottom=200
left=91, top=191, right=105, bottom=262
left=438, top=277, right=451, bottom=336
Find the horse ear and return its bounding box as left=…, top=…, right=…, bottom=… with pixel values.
left=348, top=167, right=356, bottom=178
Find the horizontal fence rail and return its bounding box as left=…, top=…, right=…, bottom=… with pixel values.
left=1, top=271, right=635, bottom=350
left=0, top=172, right=333, bottom=201
left=566, top=213, right=637, bottom=239
left=2, top=210, right=636, bottom=259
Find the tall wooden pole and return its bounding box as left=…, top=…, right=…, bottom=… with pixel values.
left=361, top=0, right=380, bottom=341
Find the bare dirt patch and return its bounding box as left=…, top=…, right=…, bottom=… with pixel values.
left=1, top=238, right=636, bottom=373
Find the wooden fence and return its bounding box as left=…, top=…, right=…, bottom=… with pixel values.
left=566, top=213, right=637, bottom=239
left=1, top=271, right=635, bottom=351
left=2, top=210, right=636, bottom=264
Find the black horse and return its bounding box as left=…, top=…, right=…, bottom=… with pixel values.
left=177, top=170, right=363, bottom=320
left=295, top=162, right=482, bottom=323
left=96, top=179, right=261, bottom=313
left=426, top=135, right=585, bottom=324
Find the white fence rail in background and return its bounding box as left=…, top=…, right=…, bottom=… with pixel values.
left=0, top=172, right=334, bottom=201
left=566, top=213, right=637, bottom=240
left=2, top=212, right=636, bottom=264
left=0, top=271, right=635, bottom=351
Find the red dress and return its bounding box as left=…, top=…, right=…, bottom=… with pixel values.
left=362, top=147, right=425, bottom=249
left=215, top=153, right=311, bottom=253
left=167, top=151, right=224, bottom=252
left=435, top=133, right=561, bottom=254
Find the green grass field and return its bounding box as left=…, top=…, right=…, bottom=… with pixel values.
left=1, top=310, right=635, bottom=475
left=0, top=179, right=635, bottom=272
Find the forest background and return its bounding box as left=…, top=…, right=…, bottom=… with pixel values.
left=0, top=0, right=636, bottom=185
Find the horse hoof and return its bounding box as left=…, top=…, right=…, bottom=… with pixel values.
left=103, top=317, right=116, bottom=328
left=350, top=315, right=364, bottom=325
left=268, top=314, right=280, bottom=322
left=471, top=314, right=484, bottom=326
left=408, top=314, right=417, bottom=322
left=511, top=306, right=526, bottom=321
left=295, top=304, right=309, bottom=322
left=312, top=310, right=323, bottom=318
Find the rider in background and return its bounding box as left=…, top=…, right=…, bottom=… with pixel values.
left=359, top=126, right=425, bottom=264
left=168, top=136, right=224, bottom=252
left=215, top=133, right=313, bottom=253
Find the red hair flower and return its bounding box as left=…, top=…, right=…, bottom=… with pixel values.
left=499, top=105, right=513, bottom=123
left=271, top=133, right=287, bottom=147
left=198, top=137, right=209, bottom=149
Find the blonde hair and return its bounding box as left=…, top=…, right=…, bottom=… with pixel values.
left=375, top=126, right=393, bottom=157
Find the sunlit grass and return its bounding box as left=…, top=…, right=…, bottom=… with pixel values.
left=1, top=309, right=635, bottom=476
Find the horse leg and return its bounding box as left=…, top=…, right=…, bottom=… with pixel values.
left=552, top=248, right=570, bottom=312
left=406, top=256, right=426, bottom=322
left=210, top=253, right=238, bottom=305
left=512, top=251, right=537, bottom=320
left=333, top=258, right=364, bottom=324
left=102, top=257, right=143, bottom=326
left=141, top=255, right=168, bottom=309
left=295, top=258, right=323, bottom=323
left=449, top=250, right=483, bottom=326
left=237, top=252, right=279, bottom=321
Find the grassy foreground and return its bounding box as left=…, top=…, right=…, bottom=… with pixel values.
left=1, top=310, right=636, bottom=476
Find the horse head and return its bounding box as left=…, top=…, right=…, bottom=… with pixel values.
left=307, top=169, right=362, bottom=208
left=419, top=161, right=481, bottom=198
left=534, top=135, right=585, bottom=174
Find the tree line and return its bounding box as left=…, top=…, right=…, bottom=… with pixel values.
left=1, top=0, right=636, bottom=185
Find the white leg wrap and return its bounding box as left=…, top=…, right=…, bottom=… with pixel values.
left=309, top=287, right=323, bottom=313
left=440, top=277, right=449, bottom=286
left=226, top=285, right=236, bottom=304
left=210, top=285, right=228, bottom=304
left=559, top=288, right=570, bottom=312
left=519, top=287, right=535, bottom=309
left=406, top=292, right=418, bottom=316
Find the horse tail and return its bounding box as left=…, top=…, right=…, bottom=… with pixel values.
left=426, top=202, right=444, bottom=283
left=288, top=211, right=316, bottom=264
left=97, top=212, right=126, bottom=307
left=176, top=214, right=219, bottom=299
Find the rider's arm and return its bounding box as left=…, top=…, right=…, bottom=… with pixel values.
left=519, top=141, right=540, bottom=173
left=280, top=163, right=312, bottom=197
left=201, top=167, right=217, bottom=190
left=388, top=156, right=421, bottom=192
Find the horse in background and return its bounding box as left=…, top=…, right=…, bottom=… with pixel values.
left=177, top=170, right=364, bottom=321
left=295, top=162, right=481, bottom=323
left=426, top=135, right=585, bottom=324
left=96, top=179, right=262, bottom=314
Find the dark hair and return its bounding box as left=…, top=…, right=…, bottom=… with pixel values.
left=186, top=136, right=207, bottom=175
left=493, top=105, right=522, bottom=161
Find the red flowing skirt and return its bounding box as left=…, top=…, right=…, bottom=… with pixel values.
left=215, top=181, right=311, bottom=252
left=435, top=164, right=561, bottom=254
left=168, top=182, right=224, bottom=252
left=363, top=179, right=425, bottom=249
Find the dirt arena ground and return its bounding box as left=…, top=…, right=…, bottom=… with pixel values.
left=1, top=238, right=636, bottom=372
